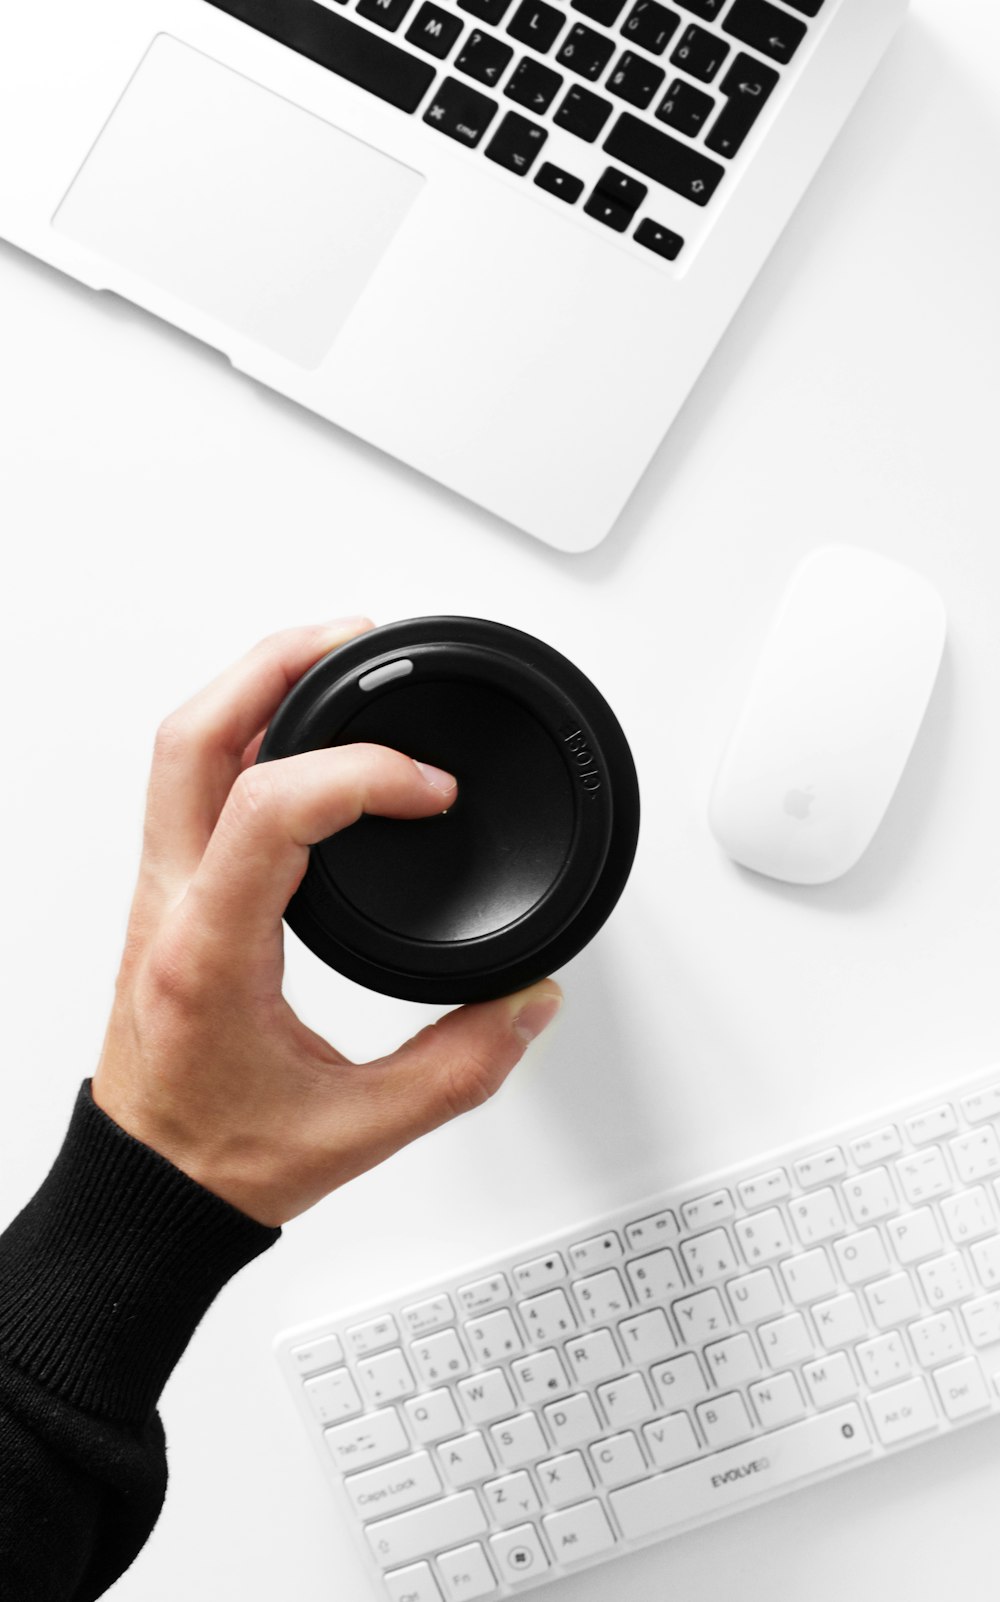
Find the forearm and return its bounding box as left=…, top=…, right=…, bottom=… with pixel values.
left=0, top=1082, right=279, bottom=1601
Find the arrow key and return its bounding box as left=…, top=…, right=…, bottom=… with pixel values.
left=489, top=1523, right=550, bottom=1583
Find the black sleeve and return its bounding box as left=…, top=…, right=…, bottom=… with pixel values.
left=0, top=1080, right=280, bottom=1601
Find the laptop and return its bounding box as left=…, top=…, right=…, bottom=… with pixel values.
left=0, top=0, right=906, bottom=550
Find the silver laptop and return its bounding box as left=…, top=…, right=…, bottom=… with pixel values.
left=0, top=0, right=906, bottom=550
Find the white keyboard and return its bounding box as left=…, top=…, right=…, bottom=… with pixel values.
left=276, top=1066, right=1000, bottom=1600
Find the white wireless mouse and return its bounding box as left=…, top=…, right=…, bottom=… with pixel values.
left=708, top=545, right=947, bottom=885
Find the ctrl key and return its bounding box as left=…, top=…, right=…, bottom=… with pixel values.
left=634, top=217, right=684, bottom=260
left=384, top=1562, right=443, bottom=1601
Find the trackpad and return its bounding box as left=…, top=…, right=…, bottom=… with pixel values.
left=53, top=34, right=425, bottom=367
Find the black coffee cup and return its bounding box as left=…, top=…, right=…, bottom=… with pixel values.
left=257, top=617, right=640, bottom=1003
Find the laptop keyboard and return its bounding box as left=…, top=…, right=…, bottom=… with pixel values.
left=205, top=0, right=826, bottom=262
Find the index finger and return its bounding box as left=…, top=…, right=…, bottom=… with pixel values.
left=144, top=618, right=373, bottom=882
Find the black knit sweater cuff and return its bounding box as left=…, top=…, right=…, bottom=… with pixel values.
left=0, top=1080, right=280, bottom=1425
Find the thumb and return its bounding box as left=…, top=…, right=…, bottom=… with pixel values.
left=372, top=980, right=563, bottom=1145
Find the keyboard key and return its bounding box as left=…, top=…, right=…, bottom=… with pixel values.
left=907, top=1104, right=957, bottom=1144
left=696, top=1390, right=753, bottom=1448
left=681, top=1228, right=739, bottom=1284
left=867, top=1377, right=938, bottom=1446
left=607, top=50, right=666, bottom=109
left=612, top=1407, right=870, bottom=1538
left=738, top=1168, right=790, bottom=1209
left=519, top=1289, right=577, bottom=1342
left=556, top=85, right=614, bottom=141
left=511, top=1348, right=569, bottom=1403
left=597, top=1371, right=653, bottom=1426
left=438, top=1542, right=497, bottom=1600
left=650, top=1353, right=710, bottom=1408
left=803, top=1352, right=858, bottom=1408
left=843, top=1166, right=898, bottom=1227
left=403, top=1297, right=455, bottom=1338
left=411, top=1327, right=472, bottom=1384
left=543, top=1391, right=600, bottom=1447
left=643, top=1410, right=700, bottom=1467
left=566, top=1329, right=624, bottom=1382
left=781, top=0, right=824, bottom=12
left=795, top=1147, right=846, bottom=1188
left=674, top=1287, right=731, bottom=1343
left=345, top=1450, right=441, bottom=1517
left=962, top=1084, right=1000, bottom=1124
left=357, top=0, right=415, bottom=31
left=572, top=1268, right=630, bottom=1323
left=491, top=1413, right=548, bottom=1467
left=483, top=1470, right=542, bottom=1524
left=348, top=1314, right=400, bottom=1357
left=506, top=0, right=565, bottom=50
left=626, top=1247, right=683, bottom=1305
left=619, top=0, right=680, bottom=55
left=704, top=1332, right=762, bottom=1386
left=438, top=1432, right=496, bottom=1486
left=455, top=29, right=514, bottom=84
left=749, top=1371, right=806, bottom=1428
left=669, top=22, right=729, bottom=81
left=458, top=1367, right=518, bottom=1422
left=326, top=1407, right=409, bottom=1470
left=735, top=1207, right=792, bottom=1265
left=489, top=1524, right=550, bottom=1582
left=423, top=77, right=499, bottom=146
left=856, top=1332, right=910, bottom=1389
left=833, top=1228, right=890, bottom=1285
left=505, top=56, right=563, bottom=113
left=656, top=78, right=714, bottom=136
left=292, top=1333, right=344, bottom=1376
left=722, top=0, right=807, bottom=65
left=972, top=1235, right=1000, bottom=1287
left=625, top=1209, right=680, bottom=1250
left=457, top=1275, right=510, bottom=1314
left=619, top=1308, right=676, bottom=1363
left=781, top=1248, right=836, bottom=1305
left=887, top=1207, right=943, bottom=1264
left=583, top=192, right=635, bottom=232
left=512, top=1254, right=566, bottom=1294
left=556, top=23, right=616, bottom=79
left=534, top=162, right=585, bottom=202
left=681, top=1189, right=735, bottom=1231
left=633, top=218, right=684, bottom=260
left=305, top=1367, right=363, bottom=1424
left=359, top=1348, right=417, bottom=1405
left=465, top=1309, right=524, bottom=1362
left=458, top=0, right=514, bottom=24
left=572, top=0, right=628, bottom=24
left=942, top=1186, right=995, bottom=1244
left=866, top=1273, right=920, bottom=1331
left=603, top=112, right=724, bottom=203
left=543, top=1499, right=616, bottom=1564
left=812, top=1293, right=866, bottom=1350
left=790, top=1187, right=844, bottom=1245
left=676, top=0, right=725, bottom=16
left=366, top=1492, right=488, bottom=1568
left=536, top=1450, right=593, bottom=1506
left=405, top=1389, right=464, bottom=1443
left=909, top=1312, right=964, bottom=1369
left=851, top=1126, right=902, bottom=1167
left=759, top=1312, right=813, bottom=1368
left=385, top=1564, right=443, bottom=1602
left=727, top=1267, right=782, bottom=1324
left=933, top=1357, right=990, bottom=1421
left=962, top=1291, right=1000, bottom=1347
left=951, top=1126, right=1000, bottom=1183
left=590, top=1430, right=646, bottom=1485
left=918, top=1252, right=974, bottom=1308
left=206, top=0, right=436, bottom=113
left=406, top=2, right=464, bottom=55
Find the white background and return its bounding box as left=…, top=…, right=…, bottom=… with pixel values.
left=2, top=0, right=999, bottom=1597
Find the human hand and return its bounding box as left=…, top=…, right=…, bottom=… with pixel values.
left=92, top=620, right=562, bottom=1227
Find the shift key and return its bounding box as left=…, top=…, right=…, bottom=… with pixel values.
left=604, top=113, right=725, bottom=204
left=366, top=1491, right=488, bottom=1567
left=610, top=1405, right=871, bottom=1539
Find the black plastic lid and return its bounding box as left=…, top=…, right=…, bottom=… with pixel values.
left=257, top=617, right=640, bottom=1002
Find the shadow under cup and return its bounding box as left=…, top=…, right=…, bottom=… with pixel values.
left=257, top=617, right=640, bottom=1003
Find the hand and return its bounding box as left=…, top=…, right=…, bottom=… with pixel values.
left=92, top=620, right=562, bottom=1227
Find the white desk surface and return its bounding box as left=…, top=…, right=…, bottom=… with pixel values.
left=2, top=1, right=999, bottom=1596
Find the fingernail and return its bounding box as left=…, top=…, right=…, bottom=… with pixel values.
left=320, top=615, right=373, bottom=642
left=512, top=987, right=563, bottom=1047
left=414, top=760, right=457, bottom=794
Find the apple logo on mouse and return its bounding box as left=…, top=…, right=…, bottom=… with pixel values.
left=784, top=786, right=815, bottom=821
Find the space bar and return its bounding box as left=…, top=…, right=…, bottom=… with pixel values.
left=204, top=0, right=436, bottom=113
left=610, top=1406, right=871, bottom=1540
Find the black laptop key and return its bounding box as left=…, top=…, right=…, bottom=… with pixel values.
left=669, top=22, right=729, bottom=80
left=556, top=24, right=616, bottom=81
left=458, top=0, right=515, bottom=28
left=583, top=192, right=634, bottom=232
left=455, top=28, right=514, bottom=83
left=423, top=75, right=498, bottom=143
left=705, top=51, right=778, bottom=155
left=357, top=0, right=415, bottom=32
left=554, top=84, right=613, bottom=142
left=607, top=50, right=665, bottom=109
left=619, top=1, right=680, bottom=56
left=571, top=0, right=629, bottom=30
left=722, top=0, right=807, bottom=65
left=485, top=110, right=548, bottom=172
left=656, top=77, right=714, bottom=136
left=676, top=0, right=725, bottom=18
left=594, top=165, right=647, bottom=212
left=406, top=2, right=464, bottom=56
left=604, top=111, right=724, bottom=202
left=205, top=0, right=436, bottom=112
left=781, top=0, right=824, bottom=14
left=506, top=0, right=566, bottom=52
left=634, top=217, right=684, bottom=259
left=534, top=161, right=585, bottom=202
left=506, top=56, right=563, bottom=113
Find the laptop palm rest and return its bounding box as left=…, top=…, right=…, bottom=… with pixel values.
left=53, top=34, right=425, bottom=368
